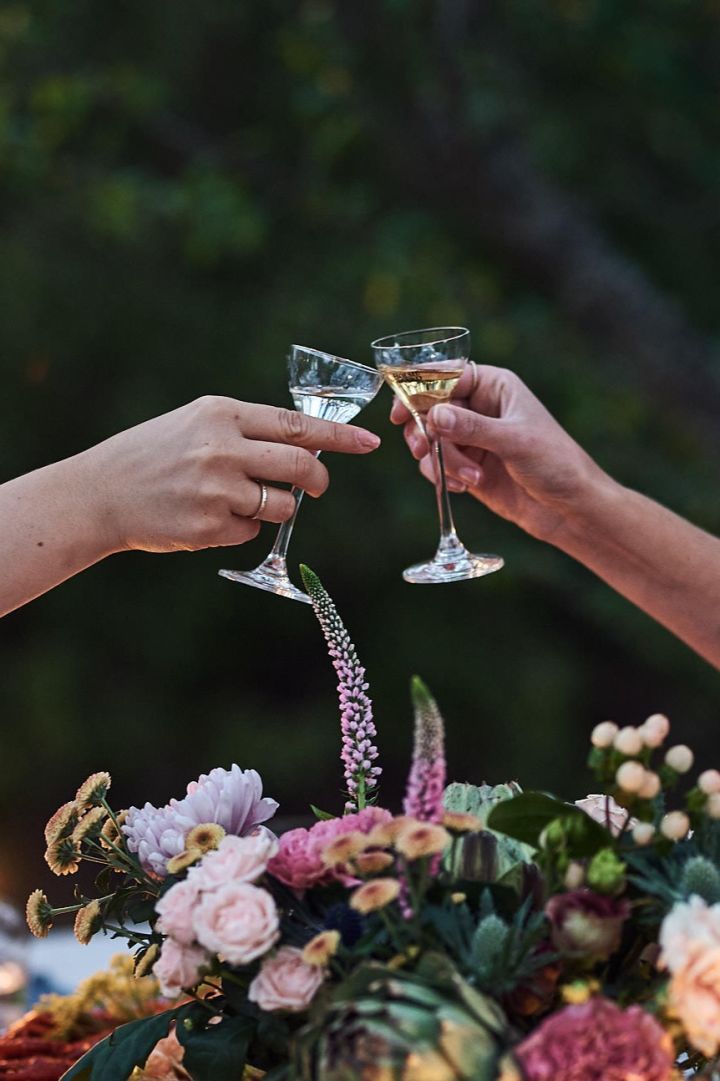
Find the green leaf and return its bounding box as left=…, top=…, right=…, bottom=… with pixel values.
left=61, top=1007, right=180, bottom=1080
left=487, top=791, right=609, bottom=853
left=310, top=804, right=336, bottom=821
left=176, top=1008, right=254, bottom=1081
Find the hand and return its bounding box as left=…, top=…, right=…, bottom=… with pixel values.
left=390, top=364, right=606, bottom=542
left=82, top=396, right=381, bottom=553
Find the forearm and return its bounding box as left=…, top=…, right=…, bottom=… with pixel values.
left=553, top=475, right=720, bottom=668
left=0, top=452, right=114, bottom=617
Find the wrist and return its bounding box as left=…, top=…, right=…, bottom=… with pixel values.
left=546, top=469, right=627, bottom=556
left=59, top=446, right=124, bottom=559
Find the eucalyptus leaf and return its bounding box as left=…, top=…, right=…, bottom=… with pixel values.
left=61, top=1007, right=180, bottom=1081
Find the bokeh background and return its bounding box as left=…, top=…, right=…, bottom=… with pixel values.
left=1, top=0, right=719, bottom=902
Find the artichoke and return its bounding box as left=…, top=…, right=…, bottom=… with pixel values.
left=294, top=954, right=515, bottom=1081
left=443, top=783, right=535, bottom=888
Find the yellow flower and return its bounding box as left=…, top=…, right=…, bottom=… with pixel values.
left=26, top=888, right=53, bottom=938
left=350, top=877, right=401, bottom=914
left=135, top=943, right=159, bottom=978
left=75, top=771, right=112, bottom=808
left=395, top=822, right=451, bottom=861
left=100, top=809, right=128, bottom=849
left=561, top=979, right=600, bottom=1005
left=185, top=822, right=226, bottom=853
left=45, top=837, right=82, bottom=875
left=354, top=850, right=395, bottom=875
left=365, top=822, right=396, bottom=848
left=44, top=800, right=81, bottom=845
left=451, top=892, right=467, bottom=905
left=442, top=811, right=483, bottom=834
left=74, top=899, right=103, bottom=945
left=72, top=806, right=107, bottom=844
left=322, top=830, right=369, bottom=867
left=302, top=930, right=341, bottom=967
left=166, top=848, right=203, bottom=875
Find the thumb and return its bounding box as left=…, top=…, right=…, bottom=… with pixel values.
left=428, top=404, right=510, bottom=453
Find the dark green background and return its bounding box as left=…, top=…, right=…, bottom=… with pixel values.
left=1, top=0, right=718, bottom=901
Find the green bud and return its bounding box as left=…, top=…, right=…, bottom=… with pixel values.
left=471, top=914, right=509, bottom=978
left=540, top=817, right=567, bottom=850
left=587, top=847, right=626, bottom=895
left=680, top=856, right=720, bottom=905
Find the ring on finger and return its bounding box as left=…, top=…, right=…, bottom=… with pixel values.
left=250, top=481, right=269, bottom=520
left=468, top=360, right=481, bottom=396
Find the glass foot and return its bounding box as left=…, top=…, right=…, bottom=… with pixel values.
left=219, top=558, right=312, bottom=604
left=402, top=538, right=504, bottom=584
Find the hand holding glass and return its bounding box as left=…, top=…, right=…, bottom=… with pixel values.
left=371, top=326, right=504, bottom=584
left=219, top=345, right=383, bottom=603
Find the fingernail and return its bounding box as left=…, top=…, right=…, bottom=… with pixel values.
left=448, top=481, right=467, bottom=493
left=459, top=467, right=482, bottom=487
left=432, top=405, right=455, bottom=431
left=358, top=430, right=381, bottom=449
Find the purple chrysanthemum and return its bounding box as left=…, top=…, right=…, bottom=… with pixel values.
left=300, top=566, right=381, bottom=813
left=123, top=765, right=278, bottom=878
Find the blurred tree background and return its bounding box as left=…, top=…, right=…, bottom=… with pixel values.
left=1, top=0, right=719, bottom=901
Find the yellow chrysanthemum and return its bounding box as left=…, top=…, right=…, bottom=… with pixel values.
left=72, top=806, right=107, bottom=844
left=321, top=830, right=369, bottom=867
left=302, top=930, right=341, bottom=967
left=442, top=811, right=483, bottom=834
left=45, top=837, right=82, bottom=875
left=74, top=899, right=103, bottom=945
left=451, top=892, right=467, bottom=905
left=394, top=822, right=451, bottom=861
left=134, top=943, right=159, bottom=978
left=75, top=771, right=112, bottom=808
left=26, top=888, right=53, bottom=939
left=561, top=979, right=600, bottom=1005
left=354, top=850, right=395, bottom=875
left=44, top=800, right=81, bottom=845
left=100, top=809, right=128, bottom=849
left=185, top=822, right=226, bottom=854
left=166, top=848, right=203, bottom=875
left=350, top=877, right=401, bottom=914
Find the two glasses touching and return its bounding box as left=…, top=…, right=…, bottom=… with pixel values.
left=220, top=327, right=503, bottom=601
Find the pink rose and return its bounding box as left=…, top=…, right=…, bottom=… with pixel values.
left=155, top=878, right=201, bottom=946
left=248, top=946, right=325, bottom=1013
left=143, top=1028, right=188, bottom=1079
left=192, top=882, right=279, bottom=964
left=660, top=897, right=720, bottom=1056
left=189, top=830, right=278, bottom=891
left=268, top=807, right=392, bottom=893
left=154, top=938, right=208, bottom=998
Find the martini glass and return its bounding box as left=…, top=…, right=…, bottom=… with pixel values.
left=219, top=345, right=383, bottom=603
left=371, top=326, right=504, bottom=584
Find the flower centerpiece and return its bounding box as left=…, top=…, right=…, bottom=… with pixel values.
left=25, top=567, right=720, bottom=1080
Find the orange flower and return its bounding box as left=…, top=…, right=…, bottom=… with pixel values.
left=75, top=771, right=112, bottom=808
left=45, top=837, right=82, bottom=876
left=354, top=850, right=395, bottom=875
left=44, top=801, right=81, bottom=845
left=302, top=930, right=341, bottom=967
left=26, top=889, right=53, bottom=938
left=321, top=830, right=369, bottom=867
left=442, top=811, right=483, bottom=834
left=185, top=823, right=226, bottom=854
left=71, top=806, right=107, bottom=844
left=395, top=822, right=450, bottom=861
left=74, top=899, right=103, bottom=945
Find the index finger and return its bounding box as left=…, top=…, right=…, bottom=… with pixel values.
left=235, top=402, right=381, bottom=454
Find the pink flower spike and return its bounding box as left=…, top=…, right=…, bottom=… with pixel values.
left=300, top=566, right=381, bottom=813
left=403, top=677, right=446, bottom=825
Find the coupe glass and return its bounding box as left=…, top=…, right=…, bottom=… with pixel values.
left=219, top=345, right=383, bottom=603
left=371, top=326, right=504, bottom=584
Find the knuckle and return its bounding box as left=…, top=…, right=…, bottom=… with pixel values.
left=278, top=407, right=309, bottom=442
left=276, top=492, right=298, bottom=521
left=292, top=447, right=316, bottom=486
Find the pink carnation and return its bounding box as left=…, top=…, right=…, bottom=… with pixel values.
left=267, top=807, right=392, bottom=893
left=154, top=939, right=208, bottom=998
left=515, top=996, right=674, bottom=1081
left=248, top=946, right=325, bottom=1013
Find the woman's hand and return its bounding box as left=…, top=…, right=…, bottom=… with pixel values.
left=84, top=395, right=381, bottom=553
left=390, top=364, right=606, bottom=543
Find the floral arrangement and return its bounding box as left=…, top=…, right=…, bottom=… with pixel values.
left=25, top=566, right=720, bottom=1080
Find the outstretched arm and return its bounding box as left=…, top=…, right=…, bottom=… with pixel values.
left=0, top=396, right=380, bottom=617
left=391, top=365, right=720, bottom=669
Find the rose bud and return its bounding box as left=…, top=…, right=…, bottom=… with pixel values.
left=545, top=890, right=630, bottom=963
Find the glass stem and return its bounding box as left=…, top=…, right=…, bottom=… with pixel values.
left=430, top=436, right=460, bottom=550
left=264, top=450, right=321, bottom=566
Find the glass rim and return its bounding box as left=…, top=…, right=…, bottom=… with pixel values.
left=370, top=326, right=470, bottom=350
left=290, top=344, right=380, bottom=376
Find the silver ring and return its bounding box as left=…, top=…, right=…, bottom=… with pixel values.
left=469, top=360, right=480, bottom=395
left=250, top=482, right=269, bottom=520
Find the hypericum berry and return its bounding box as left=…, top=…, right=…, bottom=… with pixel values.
left=591, top=721, right=619, bottom=749
left=613, top=727, right=643, bottom=757
left=616, top=761, right=646, bottom=794
left=640, top=714, right=670, bottom=748
left=698, top=769, right=720, bottom=795
left=706, top=793, right=720, bottom=819
left=632, top=822, right=656, bottom=846
left=637, top=771, right=661, bottom=801
left=665, top=745, right=694, bottom=774
left=660, top=811, right=690, bottom=841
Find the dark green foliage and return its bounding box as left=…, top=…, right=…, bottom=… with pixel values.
left=62, top=1007, right=180, bottom=1080
left=2, top=1, right=719, bottom=901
